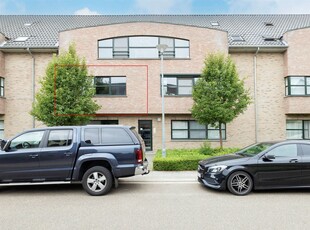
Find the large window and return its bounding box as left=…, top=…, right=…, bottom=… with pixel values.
left=285, top=76, right=310, bottom=96
left=98, top=36, right=189, bottom=59
left=171, top=120, right=226, bottom=140
left=0, top=77, right=4, bottom=97
left=162, top=75, right=199, bottom=96
left=94, top=76, right=126, bottom=96
left=286, top=120, right=310, bottom=139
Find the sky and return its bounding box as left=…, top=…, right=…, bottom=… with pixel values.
left=0, top=0, right=310, bottom=15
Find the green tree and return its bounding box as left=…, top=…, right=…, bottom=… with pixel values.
left=31, top=44, right=101, bottom=126
left=191, top=53, right=251, bottom=148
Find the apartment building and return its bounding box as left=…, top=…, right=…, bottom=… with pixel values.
left=0, top=15, right=310, bottom=151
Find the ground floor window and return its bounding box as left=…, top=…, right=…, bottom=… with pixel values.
left=171, top=120, right=226, bottom=140
left=0, top=120, right=3, bottom=139
left=286, top=120, right=310, bottom=139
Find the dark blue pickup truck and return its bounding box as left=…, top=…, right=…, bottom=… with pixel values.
left=0, top=125, right=149, bottom=195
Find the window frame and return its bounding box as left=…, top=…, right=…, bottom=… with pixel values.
left=98, top=36, right=190, bottom=60
left=0, top=77, right=4, bottom=97
left=94, top=76, right=126, bottom=96
left=171, top=120, right=226, bottom=140
left=286, top=120, right=310, bottom=140
left=285, top=76, right=310, bottom=96
left=161, top=75, right=200, bottom=96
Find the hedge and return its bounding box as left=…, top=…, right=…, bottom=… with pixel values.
left=153, top=147, right=239, bottom=171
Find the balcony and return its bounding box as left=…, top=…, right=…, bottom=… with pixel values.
left=284, top=97, right=310, bottom=114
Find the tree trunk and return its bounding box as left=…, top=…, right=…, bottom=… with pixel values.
left=219, top=123, right=223, bottom=149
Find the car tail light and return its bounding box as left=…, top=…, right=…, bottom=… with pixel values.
left=136, top=148, right=143, bottom=164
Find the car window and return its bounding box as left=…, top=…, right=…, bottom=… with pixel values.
left=47, top=130, right=73, bottom=147
left=266, top=144, right=298, bottom=158
left=102, top=128, right=133, bottom=145
left=84, top=128, right=100, bottom=145
left=10, top=131, right=45, bottom=150
left=301, top=144, right=310, bottom=156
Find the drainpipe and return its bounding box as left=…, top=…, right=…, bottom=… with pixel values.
left=254, top=47, right=260, bottom=143
left=27, top=48, right=35, bottom=128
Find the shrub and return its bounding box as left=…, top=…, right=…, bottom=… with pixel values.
left=153, top=147, right=239, bottom=171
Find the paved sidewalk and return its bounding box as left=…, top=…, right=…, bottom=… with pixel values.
left=119, top=171, right=197, bottom=183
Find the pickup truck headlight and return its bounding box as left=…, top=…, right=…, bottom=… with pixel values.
left=207, top=165, right=227, bottom=174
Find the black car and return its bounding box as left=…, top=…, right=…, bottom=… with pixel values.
left=198, top=140, right=310, bottom=195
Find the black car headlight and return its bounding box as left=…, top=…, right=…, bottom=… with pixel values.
left=207, top=165, right=227, bottom=174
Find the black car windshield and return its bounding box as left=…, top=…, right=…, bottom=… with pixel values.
left=236, top=143, right=274, bottom=157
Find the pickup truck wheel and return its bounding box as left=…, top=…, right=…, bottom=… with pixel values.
left=82, top=166, right=113, bottom=196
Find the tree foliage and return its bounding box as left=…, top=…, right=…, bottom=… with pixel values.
left=31, top=44, right=101, bottom=126
left=191, top=53, right=251, bottom=148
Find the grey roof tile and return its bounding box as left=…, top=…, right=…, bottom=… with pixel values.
left=0, top=15, right=310, bottom=49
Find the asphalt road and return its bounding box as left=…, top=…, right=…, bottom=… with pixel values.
left=0, top=181, right=310, bottom=230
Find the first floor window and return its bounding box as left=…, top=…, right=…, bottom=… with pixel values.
left=171, top=120, right=226, bottom=140
left=162, top=75, right=199, bottom=96
left=94, top=76, right=126, bottom=96
left=285, top=76, right=310, bottom=96
left=286, top=120, right=310, bottom=139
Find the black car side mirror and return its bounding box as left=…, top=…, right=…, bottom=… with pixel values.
left=263, top=154, right=275, bottom=161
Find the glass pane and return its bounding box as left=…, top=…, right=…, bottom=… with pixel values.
left=0, top=120, right=4, bottom=129
left=301, top=144, right=310, bottom=155
left=307, top=78, right=310, bottom=85
left=159, top=38, right=173, bottom=48
left=172, top=130, right=188, bottom=139
left=84, top=128, right=100, bottom=144
left=286, top=120, right=302, bottom=129
left=0, top=78, right=3, bottom=87
left=208, top=130, right=220, bottom=139
left=111, top=85, right=126, bottom=95
left=163, top=78, right=177, bottom=95
left=96, top=86, right=109, bottom=95
left=190, top=130, right=206, bottom=139
left=291, top=86, right=305, bottom=95
left=290, top=77, right=305, bottom=85
left=172, top=121, right=188, bottom=129
left=98, top=39, right=112, bottom=47
left=47, top=130, right=72, bottom=147
left=129, top=36, right=158, bottom=47
left=0, top=130, right=3, bottom=139
left=286, top=130, right=303, bottom=139
left=178, top=86, right=192, bottom=95
left=129, top=48, right=158, bottom=58
left=189, top=121, right=205, bottom=130
left=178, top=79, right=192, bottom=86
left=307, top=87, right=310, bottom=95
left=208, top=123, right=225, bottom=129
left=175, top=48, right=189, bottom=58
left=111, top=77, right=126, bottom=84
left=114, top=37, right=128, bottom=48
left=304, top=121, right=310, bottom=139
left=10, top=131, right=44, bottom=149
left=267, top=144, right=298, bottom=157
left=95, top=77, right=109, bottom=85
left=102, top=128, right=133, bottom=144
left=175, top=39, right=189, bottom=47
left=99, top=48, right=113, bottom=59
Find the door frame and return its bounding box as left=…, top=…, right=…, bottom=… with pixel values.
left=138, top=120, right=153, bottom=151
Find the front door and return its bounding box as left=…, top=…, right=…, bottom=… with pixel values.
left=138, top=120, right=152, bottom=151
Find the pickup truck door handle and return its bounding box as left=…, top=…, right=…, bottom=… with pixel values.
left=29, top=154, right=39, bottom=158
left=64, top=152, right=73, bottom=156
left=289, top=159, right=298, bottom=163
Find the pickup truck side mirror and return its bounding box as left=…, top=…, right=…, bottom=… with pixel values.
left=0, top=139, right=7, bottom=151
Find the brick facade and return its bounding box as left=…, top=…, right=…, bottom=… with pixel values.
left=1, top=20, right=310, bottom=150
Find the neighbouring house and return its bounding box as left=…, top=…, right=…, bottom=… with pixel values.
left=1, top=15, right=310, bottom=151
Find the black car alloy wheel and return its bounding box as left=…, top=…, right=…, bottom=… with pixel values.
left=227, top=171, right=253, bottom=195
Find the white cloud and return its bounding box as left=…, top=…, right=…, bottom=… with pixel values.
left=134, top=0, right=193, bottom=14
left=227, top=0, right=310, bottom=14
left=74, top=7, right=100, bottom=15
